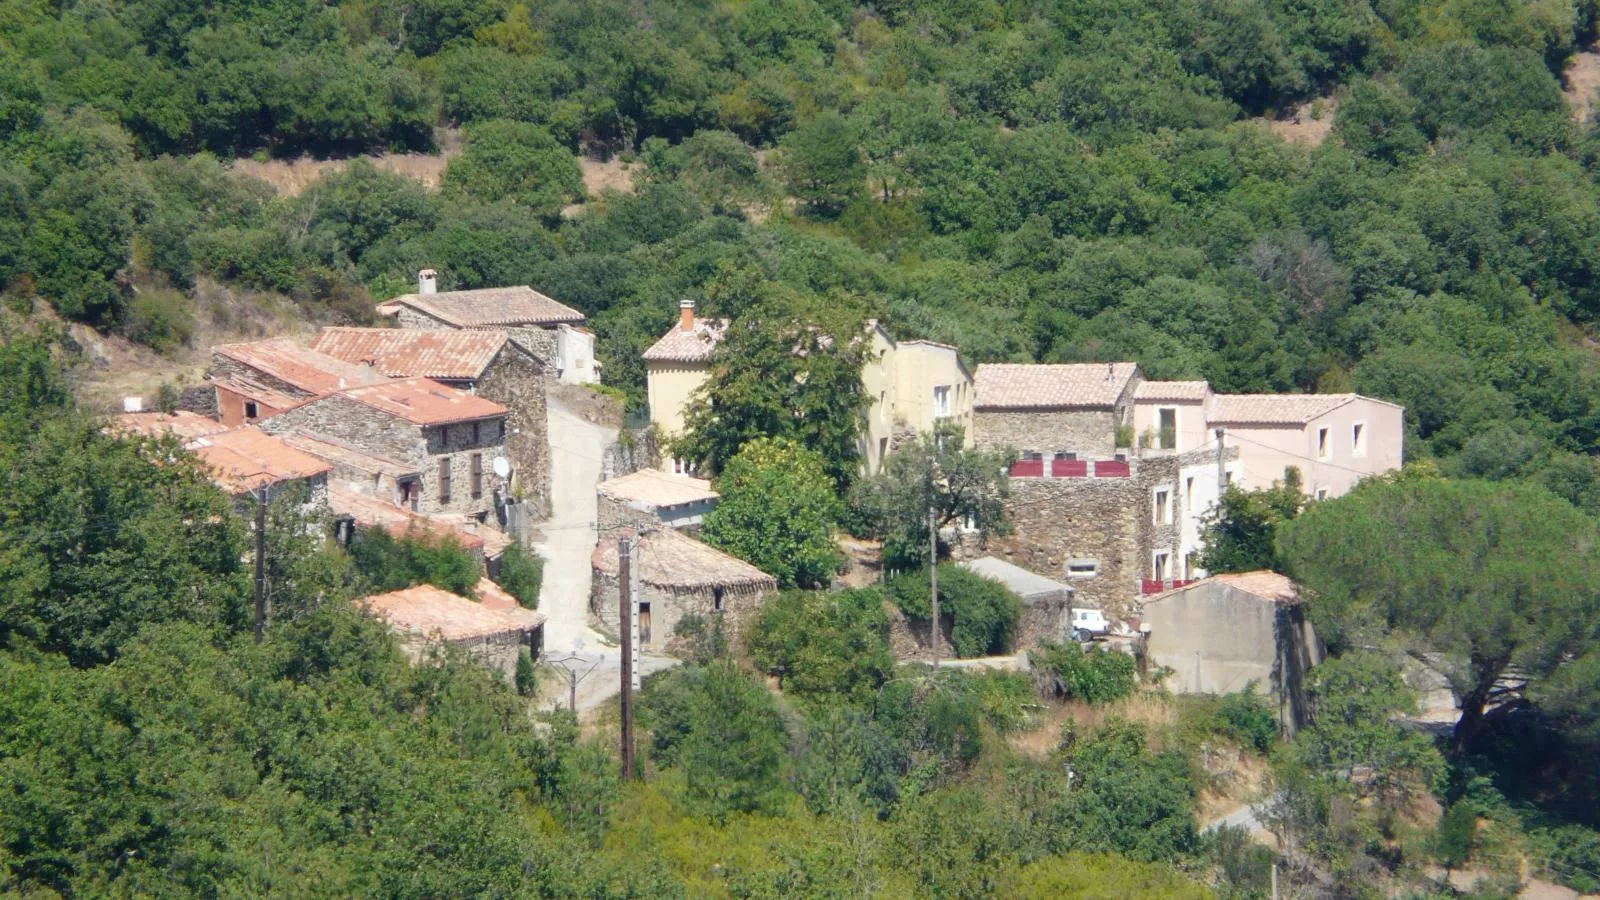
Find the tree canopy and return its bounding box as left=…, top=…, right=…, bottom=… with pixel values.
left=700, top=437, right=843, bottom=588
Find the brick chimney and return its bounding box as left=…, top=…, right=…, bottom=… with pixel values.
left=418, top=268, right=438, bottom=295
left=679, top=299, right=695, bottom=332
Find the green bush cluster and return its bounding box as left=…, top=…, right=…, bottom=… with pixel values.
left=887, top=565, right=1021, bottom=658
left=1028, top=641, right=1138, bottom=705
left=494, top=541, right=543, bottom=609
left=348, top=525, right=480, bottom=598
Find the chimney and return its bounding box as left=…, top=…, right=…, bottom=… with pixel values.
left=418, top=268, right=438, bottom=295
left=679, top=299, right=696, bottom=332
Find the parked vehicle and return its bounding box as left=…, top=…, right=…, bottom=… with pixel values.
left=1070, top=608, right=1110, bottom=643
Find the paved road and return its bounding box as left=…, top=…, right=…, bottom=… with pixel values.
left=534, top=398, right=676, bottom=714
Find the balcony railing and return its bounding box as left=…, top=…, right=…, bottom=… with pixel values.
left=1009, top=456, right=1131, bottom=479
left=1141, top=578, right=1196, bottom=595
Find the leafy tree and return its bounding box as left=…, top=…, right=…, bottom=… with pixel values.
left=1028, top=641, right=1137, bottom=704
left=347, top=526, right=480, bottom=598
left=850, top=421, right=1014, bottom=568
left=779, top=110, right=863, bottom=216
left=496, top=541, right=543, bottom=609
left=442, top=120, right=584, bottom=222
left=1290, top=652, right=1445, bottom=800
left=1059, top=720, right=1200, bottom=863
left=887, top=565, right=1021, bottom=658
left=515, top=646, right=537, bottom=696
left=1196, top=467, right=1303, bottom=574
left=745, top=588, right=894, bottom=703
left=700, top=437, right=843, bottom=588
left=1278, top=478, right=1600, bottom=751
left=1216, top=685, right=1279, bottom=753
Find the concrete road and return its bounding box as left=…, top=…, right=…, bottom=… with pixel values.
left=533, top=397, right=677, bottom=714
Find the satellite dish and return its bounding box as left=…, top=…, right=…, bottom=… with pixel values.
left=492, top=456, right=512, bottom=479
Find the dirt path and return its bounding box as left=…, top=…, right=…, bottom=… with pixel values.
left=1259, top=97, right=1338, bottom=147
left=1565, top=50, right=1600, bottom=125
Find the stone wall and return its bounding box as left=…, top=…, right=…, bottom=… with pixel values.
left=473, top=344, right=552, bottom=519
left=177, top=384, right=219, bottom=418
left=502, top=326, right=560, bottom=370
left=260, top=394, right=509, bottom=519
left=974, top=409, right=1122, bottom=457
left=597, top=493, right=659, bottom=537
left=399, top=629, right=531, bottom=683
left=602, top=427, right=663, bottom=481
left=209, top=351, right=319, bottom=401
left=589, top=570, right=770, bottom=657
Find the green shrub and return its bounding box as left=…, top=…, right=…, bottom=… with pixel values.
left=123, top=289, right=194, bottom=355
left=515, top=646, right=536, bottom=697
left=1028, top=641, right=1136, bottom=704
left=495, top=541, right=543, bottom=609
left=745, top=588, right=893, bottom=704
left=348, top=525, right=479, bottom=598
left=887, top=565, right=1021, bottom=658
left=1217, top=685, right=1279, bottom=753
left=1433, top=801, right=1476, bottom=871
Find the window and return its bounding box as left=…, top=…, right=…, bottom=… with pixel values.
left=1352, top=421, right=1367, bottom=457
left=713, top=587, right=726, bottom=612
left=1315, top=487, right=1329, bottom=501
left=243, top=401, right=259, bottom=420
left=1185, top=476, right=1195, bottom=508
left=438, top=458, right=452, bottom=504
left=933, top=385, right=951, bottom=418
left=1153, top=552, right=1171, bottom=580
left=1158, top=407, right=1177, bottom=449
left=1223, top=469, right=1234, bottom=487
left=1067, top=559, right=1100, bottom=578
left=470, top=453, right=483, bottom=499
left=440, top=425, right=450, bottom=447
left=1317, top=426, right=1330, bottom=460
left=1154, top=489, right=1171, bottom=525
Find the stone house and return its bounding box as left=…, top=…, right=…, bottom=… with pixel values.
left=643, top=301, right=974, bottom=475
left=187, top=427, right=333, bottom=507
left=596, top=469, right=719, bottom=536
left=1140, top=571, right=1323, bottom=735
left=259, top=376, right=511, bottom=521
left=376, top=269, right=598, bottom=385
left=960, top=556, right=1077, bottom=648
left=590, top=528, right=777, bottom=653
left=207, top=338, right=388, bottom=427
left=972, top=362, right=1141, bottom=461
left=312, top=326, right=552, bottom=515
left=360, top=584, right=545, bottom=681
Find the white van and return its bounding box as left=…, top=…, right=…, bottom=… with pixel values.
left=1069, top=608, right=1110, bottom=642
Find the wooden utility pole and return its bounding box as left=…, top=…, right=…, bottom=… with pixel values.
left=618, top=535, right=635, bottom=779
left=929, top=504, right=940, bottom=668
left=1215, top=428, right=1227, bottom=491
left=254, top=485, right=268, bottom=643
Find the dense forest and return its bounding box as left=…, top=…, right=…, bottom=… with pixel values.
left=8, top=0, right=1600, bottom=894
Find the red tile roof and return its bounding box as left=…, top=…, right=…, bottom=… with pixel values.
left=377, top=286, right=586, bottom=327
left=189, top=428, right=333, bottom=494
left=592, top=528, right=776, bottom=589
left=361, top=584, right=539, bottom=641
left=475, top=578, right=547, bottom=630
left=339, top=376, right=508, bottom=426
left=328, top=482, right=485, bottom=552
left=111, top=410, right=228, bottom=441
left=974, top=363, right=1139, bottom=410
left=207, top=375, right=305, bottom=411
left=1134, top=381, right=1211, bottom=402
left=213, top=338, right=388, bottom=395
left=1144, top=570, right=1300, bottom=605
left=1208, top=393, right=1356, bottom=426
left=312, top=327, right=508, bottom=381
left=642, top=317, right=729, bottom=363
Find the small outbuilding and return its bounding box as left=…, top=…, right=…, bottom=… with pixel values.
left=590, top=528, right=775, bottom=653
left=1140, top=571, right=1323, bottom=735
left=360, top=584, right=545, bottom=681
left=596, top=469, right=719, bottom=535
left=959, top=556, right=1077, bottom=647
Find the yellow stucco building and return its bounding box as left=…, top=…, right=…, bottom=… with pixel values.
left=642, top=301, right=973, bottom=474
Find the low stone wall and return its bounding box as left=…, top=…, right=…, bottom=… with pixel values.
left=601, top=427, right=662, bottom=481
left=177, top=383, right=219, bottom=418
left=597, top=493, right=659, bottom=537
left=399, top=629, right=529, bottom=683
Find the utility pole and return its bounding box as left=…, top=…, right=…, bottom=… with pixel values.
left=1215, top=427, right=1227, bottom=492
left=618, top=535, right=635, bottom=780
left=254, top=484, right=268, bottom=643
left=929, top=503, right=940, bottom=668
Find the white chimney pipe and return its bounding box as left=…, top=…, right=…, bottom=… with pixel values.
left=418, top=268, right=438, bottom=295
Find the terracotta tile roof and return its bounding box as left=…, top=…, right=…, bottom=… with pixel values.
left=111, top=410, right=228, bottom=441
left=213, top=338, right=387, bottom=395
left=597, top=470, right=719, bottom=508
left=642, top=317, right=729, bottom=363
left=312, top=327, right=508, bottom=381
left=207, top=375, right=305, bottom=411
left=189, top=427, right=332, bottom=494
left=278, top=432, right=418, bottom=479
left=1135, top=380, right=1211, bottom=402
left=328, top=482, right=485, bottom=551
left=378, top=286, right=586, bottom=327
left=592, top=529, right=777, bottom=590
left=339, top=376, right=508, bottom=426
left=475, top=578, right=547, bottom=630
left=361, top=584, right=537, bottom=641
left=974, top=363, right=1139, bottom=410
left=1208, top=393, right=1356, bottom=426
left=1145, top=570, right=1300, bottom=605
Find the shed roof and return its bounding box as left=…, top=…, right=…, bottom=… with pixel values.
left=111, top=410, right=228, bottom=441
left=959, top=556, right=1073, bottom=603
left=642, top=316, right=729, bottom=363
left=597, top=469, right=719, bottom=508
left=361, top=584, right=536, bottom=641
left=592, top=529, right=776, bottom=590
left=213, top=338, right=387, bottom=395
left=339, top=376, right=508, bottom=426
left=312, top=327, right=509, bottom=380
left=1135, top=380, right=1211, bottom=402
left=1145, top=570, right=1300, bottom=606
left=278, top=432, right=419, bottom=479
left=377, top=286, right=586, bottom=327
left=189, top=428, right=332, bottom=494
left=974, top=363, right=1139, bottom=410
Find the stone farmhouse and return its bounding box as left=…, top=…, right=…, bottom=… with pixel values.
left=643, top=301, right=974, bottom=475
left=205, top=338, right=388, bottom=427
left=311, top=326, right=552, bottom=516
left=259, top=376, right=512, bottom=522
left=590, top=527, right=777, bottom=653
left=186, top=426, right=332, bottom=504
left=361, top=584, right=545, bottom=681
left=376, top=269, right=598, bottom=385
left=970, top=362, right=1403, bottom=620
